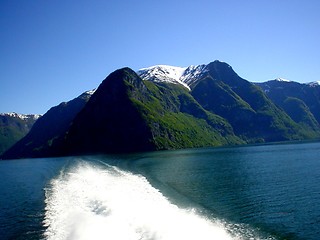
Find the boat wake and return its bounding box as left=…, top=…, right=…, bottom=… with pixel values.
left=43, top=161, right=243, bottom=240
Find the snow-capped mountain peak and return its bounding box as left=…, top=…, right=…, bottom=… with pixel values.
left=275, top=77, right=292, bottom=82
left=137, top=64, right=208, bottom=90
left=142, top=65, right=187, bottom=80
left=0, top=112, right=41, bottom=120
left=137, top=65, right=189, bottom=89
left=307, top=81, right=320, bottom=87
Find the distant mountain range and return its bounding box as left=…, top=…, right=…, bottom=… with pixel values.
left=2, top=60, right=320, bottom=159
left=256, top=79, right=320, bottom=131
left=0, top=113, right=41, bottom=155
left=1, top=91, right=93, bottom=159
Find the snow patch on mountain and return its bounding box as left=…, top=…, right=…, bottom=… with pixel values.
left=181, top=65, right=207, bottom=87
left=85, top=89, right=96, bottom=95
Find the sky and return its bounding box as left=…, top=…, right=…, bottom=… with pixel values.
left=1, top=0, right=320, bottom=114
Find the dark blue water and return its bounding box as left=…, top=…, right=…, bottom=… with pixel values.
left=0, top=142, right=320, bottom=239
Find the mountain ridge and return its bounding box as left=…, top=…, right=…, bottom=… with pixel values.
left=1, top=90, right=93, bottom=159
left=0, top=113, right=41, bottom=155
left=2, top=60, right=320, bottom=159
left=256, top=79, right=320, bottom=133
left=0, top=113, right=41, bottom=121
left=138, top=63, right=319, bottom=89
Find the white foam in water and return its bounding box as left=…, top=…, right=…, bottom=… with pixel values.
left=43, top=162, right=236, bottom=240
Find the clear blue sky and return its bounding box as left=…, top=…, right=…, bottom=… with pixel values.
left=1, top=0, right=320, bottom=114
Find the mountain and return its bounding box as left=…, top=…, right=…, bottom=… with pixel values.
left=256, top=79, right=320, bottom=134
left=2, top=67, right=242, bottom=159
left=1, top=90, right=94, bottom=159
left=0, top=113, right=40, bottom=155
left=62, top=67, right=241, bottom=156
left=307, top=80, right=320, bottom=87
left=139, top=61, right=316, bottom=142
left=2, top=60, right=320, bottom=160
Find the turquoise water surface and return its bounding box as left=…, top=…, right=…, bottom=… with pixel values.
left=0, top=141, right=319, bottom=239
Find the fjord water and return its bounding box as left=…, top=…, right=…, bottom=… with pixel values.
left=0, top=142, right=320, bottom=239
